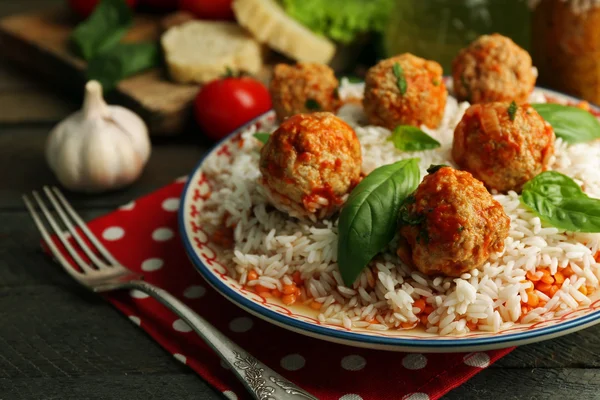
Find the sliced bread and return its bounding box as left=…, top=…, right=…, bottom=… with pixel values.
left=161, top=20, right=263, bottom=84
left=232, top=0, right=336, bottom=64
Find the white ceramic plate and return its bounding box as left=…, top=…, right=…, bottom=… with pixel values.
left=179, top=87, right=600, bottom=352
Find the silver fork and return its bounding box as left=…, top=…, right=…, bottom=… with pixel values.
left=23, top=186, right=318, bottom=400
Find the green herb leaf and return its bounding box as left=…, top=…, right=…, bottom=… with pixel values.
left=398, top=195, right=424, bottom=226
left=87, top=42, right=160, bottom=92
left=426, top=164, right=448, bottom=174
left=531, top=103, right=600, bottom=144
left=254, top=132, right=270, bottom=144
left=70, top=0, right=133, bottom=61
left=341, top=75, right=363, bottom=83
left=521, top=171, right=600, bottom=232
left=305, top=98, right=321, bottom=111
left=338, top=158, right=420, bottom=286
left=388, top=126, right=440, bottom=152
left=392, top=62, right=407, bottom=95
left=508, top=101, right=518, bottom=121
left=432, top=78, right=440, bottom=86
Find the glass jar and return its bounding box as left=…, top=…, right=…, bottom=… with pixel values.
left=530, top=0, right=600, bottom=104
left=381, top=0, right=532, bottom=74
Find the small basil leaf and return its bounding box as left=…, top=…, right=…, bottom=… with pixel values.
left=87, top=42, right=160, bottom=92
left=254, top=132, right=270, bottom=144
left=426, top=164, right=448, bottom=174
left=338, top=158, right=420, bottom=286
left=531, top=103, right=600, bottom=144
left=342, top=75, right=363, bottom=83
left=305, top=98, right=321, bottom=111
left=70, top=0, right=133, bottom=61
left=508, top=101, right=518, bottom=121
left=388, top=125, right=440, bottom=152
left=521, top=171, right=600, bottom=232
left=393, top=62, right=407, bottom=95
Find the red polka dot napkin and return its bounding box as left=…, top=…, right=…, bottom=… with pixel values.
left=44, top=177, right=514, bottom=400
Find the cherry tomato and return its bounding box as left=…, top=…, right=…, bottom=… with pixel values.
left=194, top=76, right=272, bottom=141
left=68, top=0, right=138, bottom=18
left=179, top=0, right=235, bottom=20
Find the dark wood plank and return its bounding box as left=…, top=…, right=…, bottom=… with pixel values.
left=0, top=127, right=211, bottom=209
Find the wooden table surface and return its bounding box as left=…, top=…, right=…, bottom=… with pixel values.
left=2, top=2, right=600, bottom=399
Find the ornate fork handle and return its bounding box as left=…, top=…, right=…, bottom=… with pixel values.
left=106, top=280, right=318, bottom=400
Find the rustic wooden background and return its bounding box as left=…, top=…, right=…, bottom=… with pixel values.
left=2, top=1, right=600, bottom=399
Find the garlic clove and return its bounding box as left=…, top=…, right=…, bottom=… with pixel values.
left=45, top=80, right=151, bottom=193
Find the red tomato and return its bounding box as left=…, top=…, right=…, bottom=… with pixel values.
left=179, top=0, right=234, bottom=20
left=194, top=76, right=272, bottom=141
left=68, top=0, right=138, bottom=18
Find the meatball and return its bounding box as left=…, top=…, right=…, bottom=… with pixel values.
left=363, top=53, right=447, bottom=130
left=452, top=33, right=536, bottom=104
left=452, top=102, right=555, bottom=193
left=397, top=166, right=510, bottom=277
left=259, top=112, right=362, bottom=221
left=269, top=62, right=340, bottom=121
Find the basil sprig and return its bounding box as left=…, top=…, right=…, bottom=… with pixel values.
left=531, top=103, right=600, bottom=144
left=521, top=171, right=600, bottom=232
left=87, top=42, right=159, bottom=91
left=388, top=126, right=440, bottom=152
left=393, top=62, right=407, bottom=95
left=305, top=99, right=321, bottom=111
left=70, top=0, right=133, bottom=61
left=254, top=132, right=270, bottom=144
left=338, top=158, right=420, bottom=286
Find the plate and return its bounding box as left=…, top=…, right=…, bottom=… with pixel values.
left=178, top=86, right=600, bottom=352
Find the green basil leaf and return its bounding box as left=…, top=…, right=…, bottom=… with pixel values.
left=531, top=103, right=600, bottom=144
left=254, top=132, right=270, bottom=144
left=508, top=101, right=518, bottom=121
left=338, top=158, right=420, bottom=286
left=521, top=171, right=600, bottom=232
left=305, top=98, right=321, bottom=111
left=70, top=0, right=133, bottom=61
left=388, top=125, right=440, bottom=152
left=392, top=62, right=407, bottom=95
left=87, top=42, right=160, bottom=92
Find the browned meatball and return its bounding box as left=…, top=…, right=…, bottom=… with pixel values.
left=452, top=33, right=536, bottom=104
left=269, top=62, right=340, bottom=121
left=452, top=102, right=555, bottom=193
left=397, top=166, right=510, bottom=277
left=259, top=112, right=362, bottom=220
left=363, top=53, right=447, bottom=130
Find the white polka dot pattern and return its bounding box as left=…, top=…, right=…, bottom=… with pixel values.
left=183, top=285, right=206, bottom=299
left=129, top=289, right=149, bottom=299
left=162, top=198, right=180, bottom=212
left=152, top=227, right=174, bottom=241
left=172, top=319, right=192, bottom=333
left=463, top=352, right=490, bottom=368
left=102, top=226, right=124, bottom=241
left=173, top=353, right=187, bottom=364
left=280, top=354, right=305, bottom=371
left=222, top=391, right=238, bottom=400
left=119, top=201, right=135, bottom=210
left=402, top=354, right=428, bottom=370
left=341, top=355, right=366, bottom=371
left=141, top=258, right=163, bottom=272
left=128, top=316, right=141, bottom=326
left=339, top=395, right=363, bottom=400
left=403, top=393, right=430, bottom=400
left=229, top=317, right=253, bottom=333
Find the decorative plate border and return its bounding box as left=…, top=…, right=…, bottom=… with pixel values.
left=179, top=86, right=600, bottom=351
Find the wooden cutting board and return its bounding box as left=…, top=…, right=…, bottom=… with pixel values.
left=0, top=7, right=274, bottom=136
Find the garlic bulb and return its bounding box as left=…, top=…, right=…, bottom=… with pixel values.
left=46, top=80, right=151, bottom=193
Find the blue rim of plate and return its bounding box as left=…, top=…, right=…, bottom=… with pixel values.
left=178, top=85, right=600, bottom=349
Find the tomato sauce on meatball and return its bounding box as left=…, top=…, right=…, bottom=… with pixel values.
left=397, top=166, right=510, bottom=277
left=452, top=102, right=555, bottom=193
left=269, top=62, right=341, bottom=121
left=363, top=53, right=447, bottom=130
left=259, top=112, right=362, bottom=220
left=452, top=33, right=536, bottom=104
